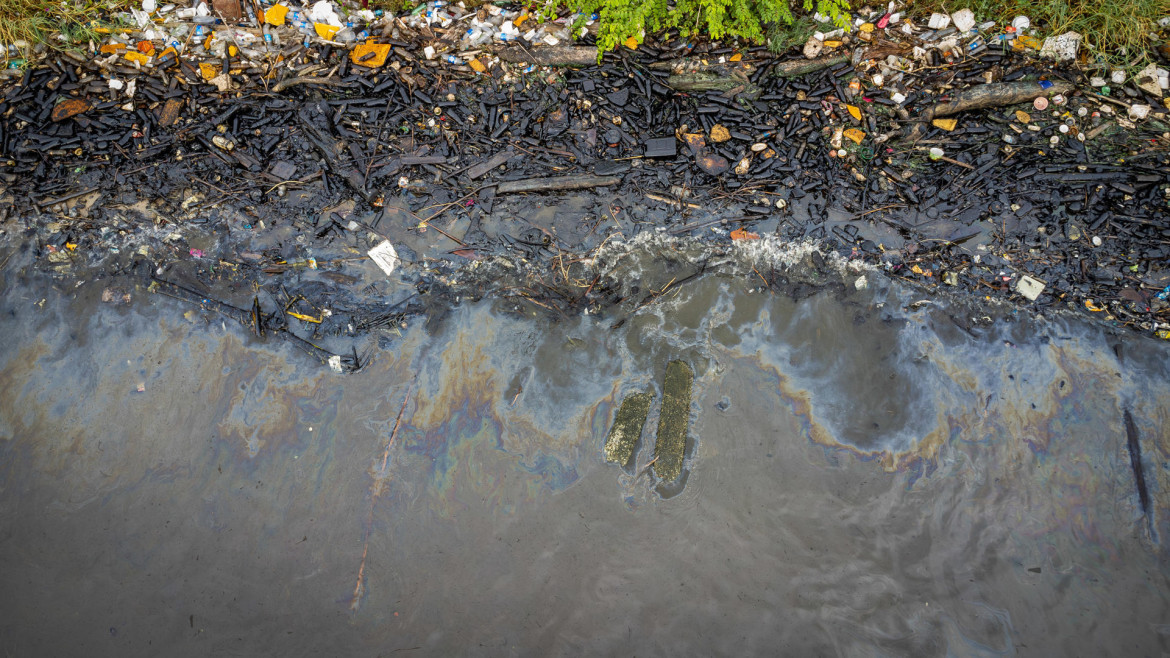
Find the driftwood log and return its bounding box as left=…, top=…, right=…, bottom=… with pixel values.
left=906, top=79, right=1075, bottom=141
left=494, top=46, right=598, bottom=67
left=665, top=72, right=761, bottom=98
left=770, top=54, right=849, bottom=78
left=923, top=80, right=1075, bottom=121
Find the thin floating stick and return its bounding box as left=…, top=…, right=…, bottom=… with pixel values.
left=351, top=386, right=412, bottom=613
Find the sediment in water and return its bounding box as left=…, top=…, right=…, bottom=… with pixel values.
left=604, top=391, right=654, bottom=467
left=654, top=360, right=693, bottom=482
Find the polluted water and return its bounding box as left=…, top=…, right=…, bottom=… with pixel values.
left=1, top=235, right=1169, bottom=655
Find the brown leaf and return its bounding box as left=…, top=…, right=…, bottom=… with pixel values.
left=158, top=99, right=183, bottom=127
left=696, top=151, right=729, bottom=175
left=51, top=98, right=91, bottom=123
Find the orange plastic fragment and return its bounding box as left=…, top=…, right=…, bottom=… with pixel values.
left=99, top=43, right=127, bottom=54
left=729, top=53, right=742, bottom=61
left=468, top=58, right=487, bottom=73
left=843, top=128, right=865, bottom=144
left=199, top=62, right=220, bottom=81
left=265, top=4, right=288, bottom=26
left=314, top=23, right=340, bottom=40
left=349, top=42, right=392, bottom=68
left=624, top=36, right=638, bottom=49
left=846, top=104, right=861, bottom=120
left=136, top=40, right=154, bottom=54
left=730, top=228, right=760, bottom=240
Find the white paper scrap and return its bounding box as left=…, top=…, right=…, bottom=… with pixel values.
left=1015, top=275, right=1045, bottom=301
left=368, top=240, right=399, bottom=276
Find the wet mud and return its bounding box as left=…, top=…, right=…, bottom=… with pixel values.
left=1, top=239, right=1169, bottom=654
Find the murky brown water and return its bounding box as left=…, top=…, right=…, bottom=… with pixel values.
left=2, top=239, right=1169, bottom=655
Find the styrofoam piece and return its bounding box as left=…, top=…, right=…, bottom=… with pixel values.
left=950, top=9, right=975, bottom=32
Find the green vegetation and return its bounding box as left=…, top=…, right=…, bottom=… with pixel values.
left=1, top=0, right=133, bottom=63
left=566, top=0, right=851, bottom=54
left=766, top=14, right=817, bottom=53
left=917, top=0, right=1165, bottom=66
left=3, top=0, right=1164, bottom=67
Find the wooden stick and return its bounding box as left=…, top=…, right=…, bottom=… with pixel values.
left=495, top=174, right=621, bottom=195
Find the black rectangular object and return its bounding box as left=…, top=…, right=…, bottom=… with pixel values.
left=643, top=137, right=676, bottom=158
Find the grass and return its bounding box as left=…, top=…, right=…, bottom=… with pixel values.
left=0, top=0, right=1164, bottom=67
left=913, top=0, right=1166, bottom=68
left=766, top=15, right=817, bottom=53
left=0, top=0, right=135, bottom=64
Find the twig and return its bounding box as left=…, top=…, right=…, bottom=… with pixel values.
left=351, top=387, right=412, bottom=614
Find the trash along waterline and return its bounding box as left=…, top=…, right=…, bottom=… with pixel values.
left=1, top=237, right=1169, bottom=654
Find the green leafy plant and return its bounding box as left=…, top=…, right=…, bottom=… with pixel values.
left=567, top=0, right=853, bottom=55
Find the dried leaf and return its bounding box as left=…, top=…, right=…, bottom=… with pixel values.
left=50, top=98, right=91, bottom=122
left=696, top=152, right=729, bottom=175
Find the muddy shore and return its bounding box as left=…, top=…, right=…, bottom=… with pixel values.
left=1, top=33, right=1168, bottom=365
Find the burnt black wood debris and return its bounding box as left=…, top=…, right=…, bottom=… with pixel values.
left=1, top=29, right=1168, bottom=354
